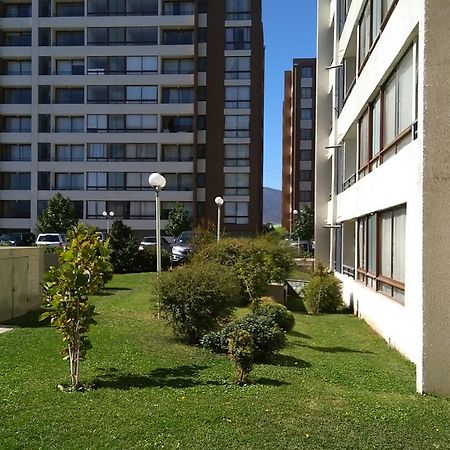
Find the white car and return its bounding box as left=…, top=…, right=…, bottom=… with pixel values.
left=36, top=233, right=67, bottom=248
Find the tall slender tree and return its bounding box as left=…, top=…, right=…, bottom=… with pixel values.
left=37, top=193, right=79, bottom=233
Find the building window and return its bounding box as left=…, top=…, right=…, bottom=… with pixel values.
left=163, top=1, right=195, bottom=15
left=162, top=87, right=194, bottom=104
left=299, top=191, right=312, bottom=202
left=55, top=116, right=84, bottom=132
left=161, top=116, right=193, bottom=133
left=358, top=0, right=398, bottom=71
left=224, top=202, right=249, bottom=224
left=3, top=31, right=31, bottom=46
left=87, top=27, right=158, bottom=46
left=225, top=86, right=250, bottom=109
left=55, top=30, right=84, bottom=46
left=357, top=45, right=416, bottom=176
left=224, top=144, right=250, bottom=167
left=300, top=129, right=313, bottom=140
left=0, top=200, right=30, bottom=218
left=299, top=170, right=312, bottom=181
left=300, top=108, right=313, bottom=120
left=0, top=172, right=31, bottom=190
left=55, top=173, right=84, bottom=190
left=357, top=204, right=406, bottom=302
left=56, top=59, right=84, bottom=75
left=3, top=116, right=31, bottom=132
left=300, top=150, right=312, bottom=161
left=0, top=144, right=31, bottom=161
left=301, top=66, right=313, bottom=78
left=87, top=56, right=157, bottom=75
left=224, top=115, right=250, bottom=138
left=55, top=88, right=84, bottom=104
left=161, top=29, right=194, bottom=45
left=87, top=85, right=157, bottom=104
left=162, top=58, right=194, bottom=74
left=87, top=0, right=158, bottom=16
left=161, top=144, right=193, bottom=162
left=55, top=2, right=84, bottom=17
left=225, top=0, right=251, bottom=20
left=225, top=27, right=251, bottom=50
left=3, top=3, right=32, bottom=17
left=55, top=145, right=84, bottom=161
left=2, top=88, right=32, bottom=104
left=224, top=173, right=249, bottom=196
left=4, top=59, right=32, bottom=75
left=300, top=88, right=312, bottom=99
left=225, top=56, right=251, bottom=80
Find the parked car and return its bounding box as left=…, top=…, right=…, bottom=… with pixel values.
left=170, top=231, right=193, bottom=265
left=138, top=236, right=171, bottom=253
left=0, top=232, right=35, bottom=246
left=35, top=233, right=67, bottom=248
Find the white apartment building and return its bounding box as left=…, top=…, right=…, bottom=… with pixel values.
left=0, top=0, right=264, bottom=237
left=316, top=0, right=450, bottom=395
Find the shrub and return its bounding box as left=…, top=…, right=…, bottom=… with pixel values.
left=228, top=330, right=254, bottom=385
left=256, top=237, right=295, bottom=284
left=303, top=263, right=343, bottom=314
left=157, top=262, right=239, bottom=344
left=202, top=313, right=287, bottom=361
left=192, top=238, right=270, bottom=304
left=136, top=247, right=170, bottom=272
left=108, top=219, right=140, bottom=273
left=255, top=300, right=295, bottom=332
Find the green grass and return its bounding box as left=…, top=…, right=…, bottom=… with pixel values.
left=1, top=273, right=450, bottom=449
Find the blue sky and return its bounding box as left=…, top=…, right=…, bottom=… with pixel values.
left=262, top=0, right=317, bottom=190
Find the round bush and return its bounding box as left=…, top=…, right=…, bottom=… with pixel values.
left=136, top=247, right=170, bottom=272
left=202, top=313, right=287, bottom=361
left=303, top=265, right=342, bottom=314
left=157, top=262, right=239, bottom=344
left=256, top=302, right=295, bottom=332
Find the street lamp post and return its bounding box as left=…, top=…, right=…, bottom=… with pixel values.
left=102, top=210, right=114, bottom=234
left=292, top=209, right=299, bottom=251
left=148, top=173, right=167, bottom=275
left=215, top=196, right=224, bottom=242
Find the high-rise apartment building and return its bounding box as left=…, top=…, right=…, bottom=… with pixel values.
left=316, top=0, right=450, bottom=395
left=0, top=0, right=263, bottom=237
left=282, top=58, right=316, bottom=231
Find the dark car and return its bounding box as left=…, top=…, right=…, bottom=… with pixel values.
left=170, top=231, right=193, bottom=265
left=0, top=232, right=35, bottom=246
left=138, top=236, right=171, bottom=253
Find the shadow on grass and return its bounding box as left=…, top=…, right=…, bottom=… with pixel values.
left=93, top=365, right=209, bottom=390
left=288, top=330, right=311, bottom=340
left=299, top=344, right=374, bottom=354
left=2, top=309, right=51, bottom=328
left=253, top=377, right=290, bottom=386
left=263, top=354, right=311, bottom=369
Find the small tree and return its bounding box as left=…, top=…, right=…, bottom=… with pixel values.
left=228, top=330, right=254, bottom=385
left=37, top=193, right=78, bottom=233
left=41, top=224, right=112, bottom=390
left=108, top=219, right=139, bottom=273
left=293, top=206, right=314, bottom=241
left=165, top=203, right=191, bottom=237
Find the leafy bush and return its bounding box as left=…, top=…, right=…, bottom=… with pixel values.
left=157, top=262, right=239, bottom=344
left=136, top=247, right=170, bottom=272
left=228, top=330, right=254, bottom=385
left=202, top=313, right=287, bottom=361
left=255, top=299, right=295, bottom=332
left=190, top=219, right=216, bottom=253
left=303, top=264, right=343, bottom=314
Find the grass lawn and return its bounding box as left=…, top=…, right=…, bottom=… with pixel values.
left=1, top=273, right=450, bottom=449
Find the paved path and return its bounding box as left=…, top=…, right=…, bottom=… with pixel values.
left=0, top=327, right=13, bottom=334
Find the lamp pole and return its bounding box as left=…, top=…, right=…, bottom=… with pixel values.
left=102, top=210, right=114, bottom=234
left=149, top=173, right=167, bottom=275
left=215, top=196, right=224, bottom=242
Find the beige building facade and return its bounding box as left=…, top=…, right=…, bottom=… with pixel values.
left=0, top=0, right=264, bottom=237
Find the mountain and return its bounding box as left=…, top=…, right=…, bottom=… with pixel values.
left=263, top=187, right=282, bottom=225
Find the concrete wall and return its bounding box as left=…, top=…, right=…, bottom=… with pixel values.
left=420, top=0, right=450, bottom=396
left=0, top=247, right=44, bottom=322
